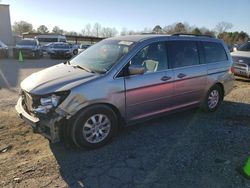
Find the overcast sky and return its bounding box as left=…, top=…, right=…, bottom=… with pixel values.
left=1, top=0, right=250, bottom=34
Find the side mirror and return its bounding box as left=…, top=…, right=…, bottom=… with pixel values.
left=128, top=65, right=145, bottom=75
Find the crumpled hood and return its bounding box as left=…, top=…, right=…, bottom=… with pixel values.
left=21, top=63, right=98, bottom=95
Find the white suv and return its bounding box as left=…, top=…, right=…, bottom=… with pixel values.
left=231, top=41, right=250, bottom=78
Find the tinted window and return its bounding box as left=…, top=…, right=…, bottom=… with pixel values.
left=17, top=40, right=37, bottom=46
left=130, top=42, right=168, bottom=72
left=38, top=38, right=58, bottom=42
left=168, top=41, right=199, bottom=68
left=203, top=42, right=227, bottom=63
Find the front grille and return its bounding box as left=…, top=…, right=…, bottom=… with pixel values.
left=234, top=63, right=248, bottom=69
left=232, top=56, right=250, bottom=66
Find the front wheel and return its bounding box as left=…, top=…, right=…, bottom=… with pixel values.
left=70, top=105, right=118, bottom=149
left=202, top=85, right=223, bottom=112
left=73, top=49, right=78, bottom=55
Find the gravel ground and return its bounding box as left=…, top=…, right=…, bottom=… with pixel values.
left=0, top=58, right=250, bottom=188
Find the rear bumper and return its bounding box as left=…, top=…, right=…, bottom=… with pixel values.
left=15, top=97, right=61, bottom=143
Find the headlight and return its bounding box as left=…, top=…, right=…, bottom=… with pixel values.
left=34, top=91, right=69, bottom=114
left=40, top=94, right=60, bottom=107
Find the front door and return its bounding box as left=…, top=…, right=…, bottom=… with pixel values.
left=124, top=42, right=174, bottom=121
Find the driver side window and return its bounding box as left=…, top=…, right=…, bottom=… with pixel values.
left=130, top=42, right=168, bottom=73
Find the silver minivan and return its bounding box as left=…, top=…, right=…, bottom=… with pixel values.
left=16, top=34, right=234, bottom=148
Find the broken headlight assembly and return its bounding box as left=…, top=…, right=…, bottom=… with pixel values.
left=34, top=91, right=70, bottom=114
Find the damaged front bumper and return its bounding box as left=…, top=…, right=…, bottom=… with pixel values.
left=15, top=97, right=64, bottom=143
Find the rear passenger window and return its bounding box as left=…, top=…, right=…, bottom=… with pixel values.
left=168, top=41, right=199, bottom=68
left=203, top=42, right=227, bottom=63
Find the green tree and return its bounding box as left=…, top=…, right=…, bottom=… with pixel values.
left=65, top=31, right=78, bottom=36
left=218, top=31, right=249, bottom=45
left=37, top=25, right=49, bottom=34
left=12, top=21, right=33, bottom=35
left=191, top=27, right=202, bottom=35
left=153, top=25, right=162, bottom=34
left=174, top=22, right=186, bottom=33
left=52, top=26, right=64, bottom=35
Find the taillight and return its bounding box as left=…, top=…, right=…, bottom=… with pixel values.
left=229, top=67, right=235, bottom=74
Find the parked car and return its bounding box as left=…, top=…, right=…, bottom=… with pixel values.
left=47, top=42, right=73, bottom=59
left=13, top=39, right=43, bottom=58
left=41, top=43, right=53, bottom=53
left=71, top=43, right=79, bottom=55
left=0, top=40, right=9, bottom=58
left=78, top=44, right=91, bottom=54
left=231, top=41, right=250, bottom=78
left=16, top=34, right=234, bottom=148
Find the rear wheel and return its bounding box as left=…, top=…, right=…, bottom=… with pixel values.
left=70, top=105, right=118, bottom=149
left=202, top=85, right=223, bottom=112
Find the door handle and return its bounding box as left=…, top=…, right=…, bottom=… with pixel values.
left=177, top=73, right=186, bottom=78
left=161, top=76, right=171, bottom=81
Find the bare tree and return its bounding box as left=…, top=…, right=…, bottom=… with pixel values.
left=215, top=21, right=233, bottom=34
left=92, top=23, right=102, bottom=37
left=163, top=25, right=175, bottom=34
left=112, top=27, right=118, bottom=37
left=101, top=27, right=118, bottom=38
left=143, top=27, right=152, bottom=34
left=85, top=24, right=92, bottom=36
left=12, top=21, right=33, bottom=35
left=128, top=30, right=136, bottom=35
left=120, top=27, right=128, bottom=36
left=81, top=28, right=86, bottom=36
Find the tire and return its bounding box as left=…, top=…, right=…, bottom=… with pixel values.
left=34, top=51, right=39, bottom=59
left=70, top=105, right=118, bottom=149
left=202, top=85, right=223, bottom=112
left=40, top=51, right=43, bottom=58
left=73, top=49, right=78, bottom=55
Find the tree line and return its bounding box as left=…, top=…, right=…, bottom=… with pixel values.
left=12, top=21, right=118, bottom=38
left=12, top=21, right=249, bottom=45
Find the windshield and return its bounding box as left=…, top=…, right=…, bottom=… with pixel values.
left=17, top=40, right=37, bottom=46
left=70, top=39, right=135, bottom=73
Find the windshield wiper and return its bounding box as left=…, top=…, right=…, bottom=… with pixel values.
left=72, top=65, right=96, bottom=74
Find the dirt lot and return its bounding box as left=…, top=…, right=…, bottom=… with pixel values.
left=1, top=58, right=250, bottom=188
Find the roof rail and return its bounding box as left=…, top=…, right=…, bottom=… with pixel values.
left=172, top=33, right=214, bottom=38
